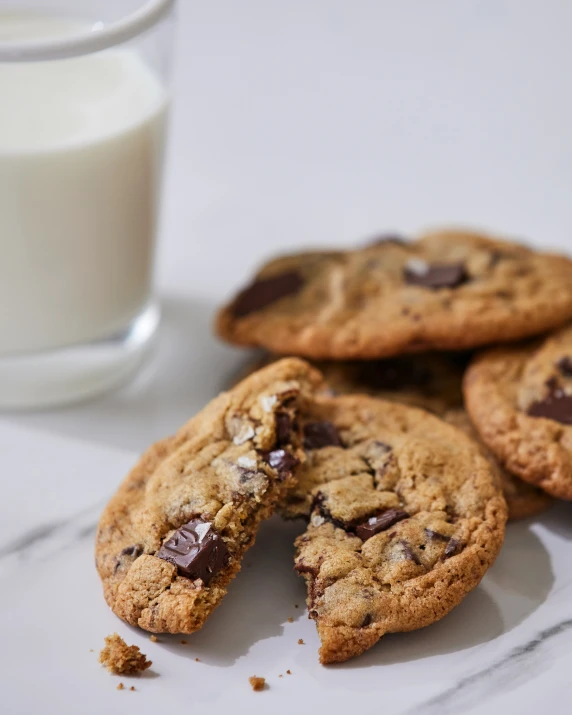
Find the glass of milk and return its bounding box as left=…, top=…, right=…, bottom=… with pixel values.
left=0, top=0, right=174, bottom=408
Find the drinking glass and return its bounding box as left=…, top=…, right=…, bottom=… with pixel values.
left=0, top=0, right=175, bottom=407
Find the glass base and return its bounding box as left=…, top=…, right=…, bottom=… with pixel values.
left=0, top=302, right=160, bottom=410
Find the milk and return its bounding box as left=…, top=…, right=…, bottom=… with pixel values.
left=0, top=14, right=168, bottom=354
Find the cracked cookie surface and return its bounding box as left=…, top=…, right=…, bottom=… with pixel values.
left=292, top=395, right=507, bottom=663
left=237, top=352, right=551, bottom=521
left=464, top=323, right=572, bottom=500
left=216, top=229, right=572, bottom=359
left=95, top=358, right=322, bottom=634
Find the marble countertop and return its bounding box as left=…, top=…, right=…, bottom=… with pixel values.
left=1, top=422, right=571, bottom=715
left=3, top=2, right=572, bottom=713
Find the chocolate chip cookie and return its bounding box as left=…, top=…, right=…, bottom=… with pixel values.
left=464, top=323, right=572, bottom=500
left=293, top=395, right=507, bottom=663
left=236, top=353, right=551, bottom=521
left=95, top=358, right=322, bottom=634
left=216, top=229, right=572, bottom=359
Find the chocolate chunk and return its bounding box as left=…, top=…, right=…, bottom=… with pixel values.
left=424, top=529, right=450, bottom=542
left=356, top=509, right=408, bottom=540
left=275, top=411, right=292, bottom=446
left=546, top=376, right=562, bottom=393
left=156, top=518, right=229, bottom=584
left=557, top=356, right=572, bottom=377
left=231, top=271, right=304, bottom=317
left=399, top=540, right=421, bottom=565
left=260, top=448, right=299, bottom=477
left=120, top=544, right=143, bottom=558
left=361, top=613, right=373, bottom=627
left=403, top=261, right=468, bottom=289
left=527, top=392, right=572, bottom=425
left=444, top=537, right=462, bottom=559
left=114, top=545, right=143, bottom=574
left=303, top=421, right=343, bottom=450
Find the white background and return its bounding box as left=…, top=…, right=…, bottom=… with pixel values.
left=18, top=0, right=572, bottom=451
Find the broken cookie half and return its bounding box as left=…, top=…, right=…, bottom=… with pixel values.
left=291, top=395, right=507, bottom=664
left=96, top=357, right=322, bottom=634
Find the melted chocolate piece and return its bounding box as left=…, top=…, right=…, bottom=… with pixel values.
left=399, top=540, right=421, bottom=565
left=303, top=421, right=343, bottom=450
left=259, top=448, right=299, bottom=477
left=114, top=544, right=143, bottom=573
left=120, top=544, right=143, bottom=558
left=355, top=509, right=408, bottom=540
left=361, top=613, right=373, bottom=627
left=527, top=392, right=572, bottom=425
left=545, top=376, right=561, bottom=392
left=231, top=271, right=304, bottom=317
left=156, top=518, right=229, bottom=584
left=444, top=537, right=462, bottom=559
left=557, top=356, right=572, bottom=377
left=403, top=261, right=468, bottom=289
left=275, top=412, right=292, bottom=446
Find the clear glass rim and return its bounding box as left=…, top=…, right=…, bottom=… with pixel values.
left=0, top=0, right=175, bottom=62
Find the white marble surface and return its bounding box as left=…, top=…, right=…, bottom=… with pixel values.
left=4, top=1, right=572, bottom=713
left=1, top=422, right=572, bottom=715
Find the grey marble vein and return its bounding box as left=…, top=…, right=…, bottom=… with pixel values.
left=0, top=500, right=103, bottom=568
left=403, top=619, right=572, bottom=715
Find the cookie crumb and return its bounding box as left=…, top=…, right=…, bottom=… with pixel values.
left=298, top=639, right=304, bottom=645
left=89, top=649, right=94, bottom=652
left=117, top=683, right=124, bottom=691
left=99, top=633, right=152, bottom=675
left=149, top=635, right=158, bottom=643
left=287, top=617, right=293, bottom=623
left=195, top=658, right=200, bottom=662
left=180, top=640, right=187, bottom=645
left=279, top=674, right=283, bottom=678
left=294, top=604, right=299, bottom=608
left=129, top=686, right=136, bottom=692
left=249, top=676, right=266, bottom=691
left=286, top=669, right=292, bottom=675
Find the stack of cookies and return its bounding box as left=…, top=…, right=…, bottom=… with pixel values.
left=96, top=229, right=572, bottom=665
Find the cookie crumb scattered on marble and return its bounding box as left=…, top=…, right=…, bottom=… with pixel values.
left=149, top=635, right=158, bottom=643
left=180, top=640, right=187, bottom=645
left=298, top=639, right=305, bottom=645
left=249, top=676, right=266, bottom=691
left=287, top=617, right=293, bottom=623
left=99, top=633, right=152, bottom=675
left=130, top=686, right=136, bottom=692
left=286, top=669, right=292, bottom=675
left=116, top=683, right=124, bottom=691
